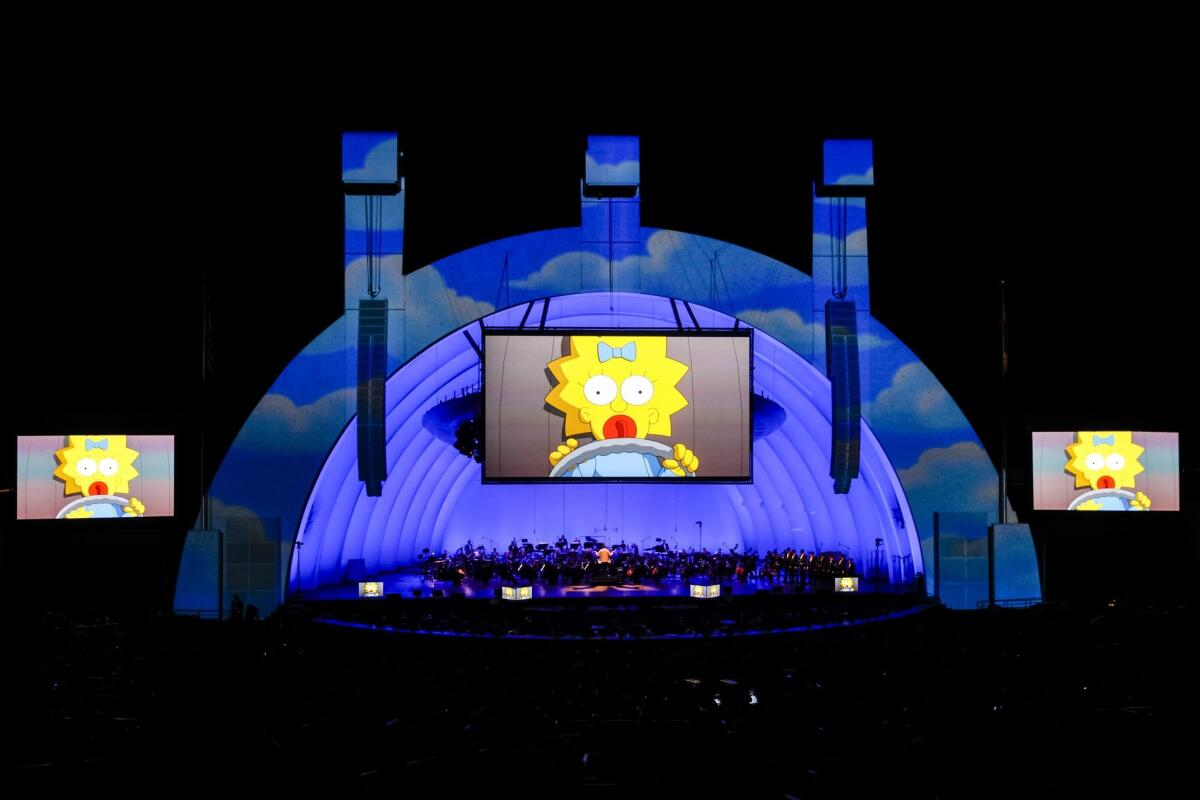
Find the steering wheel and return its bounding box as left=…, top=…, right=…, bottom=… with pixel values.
left=549, top=438, right=692, bottom=478
left=1067, top=488, right=1136, bottom=511
left=56, top=495, right=131, bottom=519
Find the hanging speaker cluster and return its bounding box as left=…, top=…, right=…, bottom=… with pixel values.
left=357, top=299, right=388, bottom=496
left=825, top=299, right=861, bottom=494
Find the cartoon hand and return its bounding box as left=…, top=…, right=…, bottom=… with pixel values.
left=1130, top=491, right=1151, bottom=511
left=65, top=506, right=94, bottom=519
left=548, top=438, right=579, bottom=466
left=1076, top=499, right=1102, bottom=511
left=662, top=443, right=700, bottom=476
left=123, top=497, right=146, bottom=517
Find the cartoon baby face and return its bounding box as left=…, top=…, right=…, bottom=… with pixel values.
left=546, top=336, right=688, bottom=440
left=54, top=435, right=140, bottom=497
left=1065, top=431, right=1145, bottom=490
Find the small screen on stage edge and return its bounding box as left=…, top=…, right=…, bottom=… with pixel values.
left=1032, top=431, right=1179, bottom=512
left=16, top=435, right=175, bottom=519
left=484, top=331, right=751, bottom=482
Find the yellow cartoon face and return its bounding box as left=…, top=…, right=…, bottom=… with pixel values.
left=54, top=435, right=140, bottom=497
left=545, top=336, right=688, bottom=440
left=1064, top=431, right=1144, bottom=490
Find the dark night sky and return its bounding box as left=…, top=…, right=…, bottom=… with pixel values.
left=4, top=71, right=1194, bottom=605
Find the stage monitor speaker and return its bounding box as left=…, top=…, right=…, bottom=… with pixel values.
left=501, top=585, right=533, bottom=601
left=825, top=300, right=861, bottom=494
left=357, top=299, right=388, bottom=496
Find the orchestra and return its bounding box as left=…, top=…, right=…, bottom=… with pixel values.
left=419, top=538, right=856, bottom=589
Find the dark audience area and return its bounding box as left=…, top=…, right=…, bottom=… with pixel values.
left=2, top=599, right=1192, bottom=795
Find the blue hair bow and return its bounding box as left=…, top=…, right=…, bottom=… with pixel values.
left=85, top=437, right=109, bottom=451
left=1092, top=434, right=1115, bottom=446
left=598, top=342, right=636, bottom=362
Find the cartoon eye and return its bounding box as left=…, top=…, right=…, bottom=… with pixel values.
left=76, top=458, right=97, bottom=476
left=1106, top=453, right=1125, bottom=471
left=99, top=458, right=119, bottom=476
left=1085, top=453, right=1104, bottom=471
left=621, top=375, right=654, bottom=406
left=583, top=375, right=618, bottom=405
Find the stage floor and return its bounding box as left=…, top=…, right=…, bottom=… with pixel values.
left=290, top=568, right=927, bottom=639
left=299, top=568, right=882, bottom=602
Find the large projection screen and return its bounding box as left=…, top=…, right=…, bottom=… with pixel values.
left=484, top=331, right=751, bottom=482
left=16, top=435, right=175, bottom=519
left=1032, top=431, right=1179, bottom=512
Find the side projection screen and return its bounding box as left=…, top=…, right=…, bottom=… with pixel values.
left=1032, top=431, right=1180, bottom=512
left=484, top=331, right=751, bottom=482
left=17, top=435, right=175, bottom=519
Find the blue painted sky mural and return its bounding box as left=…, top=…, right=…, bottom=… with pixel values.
left=822, top=139, right=875, bottom=187
left=585, top=134, right=639, bottom=186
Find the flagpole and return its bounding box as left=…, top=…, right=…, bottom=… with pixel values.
left=999, top=279, right=1008, bottom=525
